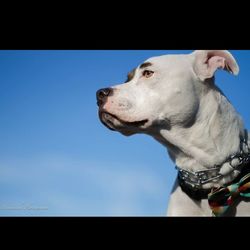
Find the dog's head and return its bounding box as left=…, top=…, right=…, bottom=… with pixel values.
left=97, top=50, right=239, bottom=136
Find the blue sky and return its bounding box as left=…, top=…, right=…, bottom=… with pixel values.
left=0, top=50, right=249, bottom=216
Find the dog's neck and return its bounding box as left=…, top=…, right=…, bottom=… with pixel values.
left=153, top=79, right=246, bottom=175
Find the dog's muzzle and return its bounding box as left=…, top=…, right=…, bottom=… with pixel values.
left=96, top=87, right=148, bottom=133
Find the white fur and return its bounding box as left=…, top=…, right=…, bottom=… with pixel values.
left=99, top=50, right=250, bottom=216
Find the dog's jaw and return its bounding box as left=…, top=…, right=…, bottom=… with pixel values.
left=99, top=111, right=149, bottom=136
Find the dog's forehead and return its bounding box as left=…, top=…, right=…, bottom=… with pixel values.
left=145, top=54, right=191, bottom=68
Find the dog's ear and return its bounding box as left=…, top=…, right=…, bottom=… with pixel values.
left=192, top=50, right=239, bottom=81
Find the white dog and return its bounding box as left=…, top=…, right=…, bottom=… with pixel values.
left=96, top=50, right=250, bottom=216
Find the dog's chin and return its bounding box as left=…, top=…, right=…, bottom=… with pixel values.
left=99, top=111, right=149, bottom=136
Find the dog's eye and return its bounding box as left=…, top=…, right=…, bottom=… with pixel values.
left=142, top=70, right=154, bottom=78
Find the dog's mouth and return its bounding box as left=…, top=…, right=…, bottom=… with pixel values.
left=99, top=111, right=148, bottom=132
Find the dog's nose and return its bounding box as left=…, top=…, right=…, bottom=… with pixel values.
left=96, top=88, right=112, bottom=105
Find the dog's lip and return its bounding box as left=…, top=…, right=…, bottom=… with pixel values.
left=99, top=112, right=116, bottom=131
left=99, top=111, right=149, bottom=130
